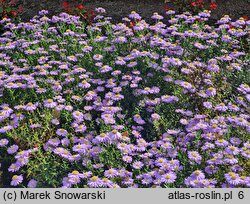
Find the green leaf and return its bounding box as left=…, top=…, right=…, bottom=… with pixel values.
left=5, top=7, right=11, bottom=13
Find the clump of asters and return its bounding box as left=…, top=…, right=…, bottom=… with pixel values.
left=0, top=8, right=249, bottom=188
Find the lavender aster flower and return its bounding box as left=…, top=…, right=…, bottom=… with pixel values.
left=225, top=172, right=242, bottom=186
left=11, top=175, right=23, bottom=186
left=132, top=161, right=144, bottom=169
left=188, top=151, right=202, bottom=164
left=0, top=138, right=9, bottom=147
left=56, top=129, right=68, bottom=137
left=7, top=145, right=19, bottom=154
left=88, top=176, right=102, bottom=188
left=28, top=179, right=38, bottom=188
left=161, top=172, right=177, bottom=184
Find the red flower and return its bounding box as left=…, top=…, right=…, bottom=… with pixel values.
left=209, top=2, right=218, bottom=10
left=129, top=22, right=136, bottom=28
left=11, top=11, right=17, bottom=16
left=242, top=15, right=249, bottom=21
left=63, top=1, right=71, bottom=11
left=196, top=0, right=204, bottom=8
left=17, top=5, right=24, bottom=13
left=90, top=10, right=95, bottom=16
left=10, top=0, right=17, bottom=5
left=191, top=2, right=197, bottom=7
left=77, top=4, right=85, bottom=10
left=63, top=1, right=68, bottom=7
left=229, top=23, right=234, bottom=29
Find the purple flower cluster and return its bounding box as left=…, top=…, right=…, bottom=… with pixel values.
left=0, top=9, right=249, bottom=188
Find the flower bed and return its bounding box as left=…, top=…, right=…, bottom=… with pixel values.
left=18, top=0, right=250, bottom=24
left=0, top=9, right=249, bottom=188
